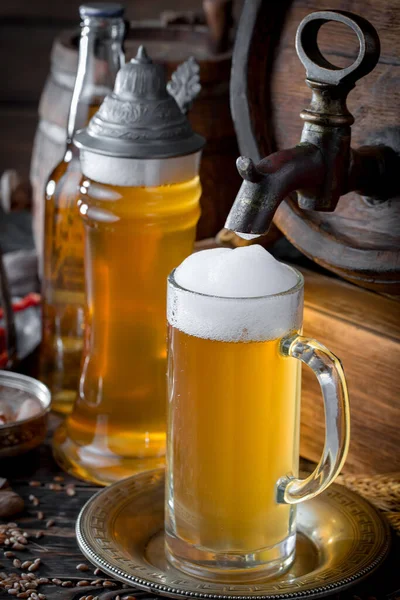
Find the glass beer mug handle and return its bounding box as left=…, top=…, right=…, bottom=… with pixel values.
left=277, top=335, right=350, bottom=505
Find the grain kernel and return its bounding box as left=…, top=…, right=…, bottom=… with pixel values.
left=17, top=537, right=27, bottom=545
left=12, top=543, right=25, bottom=551
left=24, top=582, right=37, bottom=589
left=48, top=484, right=62, bottom=491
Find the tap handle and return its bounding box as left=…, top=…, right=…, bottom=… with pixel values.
left=296, top=10, right=380, bottom=87
left=236, top=156, right=264, bottom=183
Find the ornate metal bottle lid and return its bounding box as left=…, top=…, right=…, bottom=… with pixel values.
left=79, top=3, right=124, bottom=18
left=74, top=46, right=205, bottom=159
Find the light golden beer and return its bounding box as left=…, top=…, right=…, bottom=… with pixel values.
left=166, top=326, right=301, bottom=553
left=40, top=103, right=99, bottom=414
left=40, top=5, right=125, bottom=414
left=166, top=246, right=350, bottom=581
left=53, top=175, right=201, bottom=484
left=165, top=250, right=306, bottom=579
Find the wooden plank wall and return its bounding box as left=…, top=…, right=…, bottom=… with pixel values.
left=0, top=0, right=204, bottom=179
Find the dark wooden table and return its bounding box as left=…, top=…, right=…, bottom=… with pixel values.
left=1, top=414, right=399, bottom=600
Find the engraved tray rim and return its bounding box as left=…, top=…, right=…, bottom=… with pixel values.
left=76, top=468, right=391, bottom=600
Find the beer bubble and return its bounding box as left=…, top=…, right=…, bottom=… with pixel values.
left=168, top=246, right=302, bottom=342
left=175, top=248, right=230, bottom=296
left=175, top=246, right=297, bottom=297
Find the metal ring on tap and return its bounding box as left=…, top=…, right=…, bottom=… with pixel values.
left=295, top=11, right=380, bottom=85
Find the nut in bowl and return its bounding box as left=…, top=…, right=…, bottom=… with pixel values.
left=0, top=371, right=50, bottom=458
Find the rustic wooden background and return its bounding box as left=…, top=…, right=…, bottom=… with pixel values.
left=0, top=0, right=214, bottom=180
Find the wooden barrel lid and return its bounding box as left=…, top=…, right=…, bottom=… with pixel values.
left=231, top=0, right=400, bottom=294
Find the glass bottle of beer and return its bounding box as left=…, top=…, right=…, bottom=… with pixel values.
left=53, top=47, right=205, bottom=485
left=40, top=4, right=125, bottom=415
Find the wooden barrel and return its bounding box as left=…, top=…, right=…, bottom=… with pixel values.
left=231, top=0, right=400, bottom=295
left=301, top=267, right=400, bottom=475
left=30, top=20, right=241, bottom=250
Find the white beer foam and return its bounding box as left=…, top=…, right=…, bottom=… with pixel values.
left=168, top=246, right=303, bottom=342
left=80, top=150, right=201, bottom=187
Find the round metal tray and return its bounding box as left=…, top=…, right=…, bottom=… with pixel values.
left=76, top=468, right=390, bottom=599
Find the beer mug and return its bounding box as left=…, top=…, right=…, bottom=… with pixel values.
left=165, top=247, right=350, bottom=581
